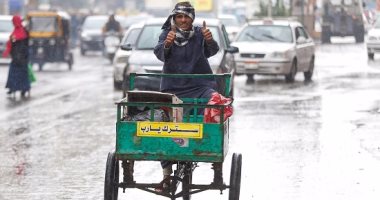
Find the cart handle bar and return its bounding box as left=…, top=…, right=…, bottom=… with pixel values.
left=129, top=73, right=232, bottom=97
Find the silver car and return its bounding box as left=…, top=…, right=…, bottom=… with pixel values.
left=366, top=19, right=380, bottom=60
left=0, top=15, right=13, bottom=64
left=119, top=18, right=239, bottom=93
left=113, top=22, right=144, bottom=89
left=231, top=19, right=315, bottom=83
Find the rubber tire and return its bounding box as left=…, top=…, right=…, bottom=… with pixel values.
left=321, top=26, right=331, bottom=44
left=68, top=53, right=73, bottom=71
left=285, top=61, right=297, bottom=83
left=80, top=48, right=86, bottom=56
left=368, top=53, right=374, bottom=60
left=304, top=57, right=314, bottom=81
left=38, top=63, right=44, bottom=71
left=229, top=153, right=242, bottom=200
left=104, top=151, right=119, bottom=200
left=354, top=25, right=365, bottom=43
left=182, top=163, right=193, bottom=200
left=113, top=79, right=122, bottom=90
left=108, top=54, right=115, bottom=64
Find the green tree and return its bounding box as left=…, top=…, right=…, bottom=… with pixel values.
left=256, top=0, right=289, bottom=17
left=274, top=0, right=287, bottom=16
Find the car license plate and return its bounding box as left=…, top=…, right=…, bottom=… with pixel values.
left=137, top=121, right=203, bottom=139
left=245, top=63, right=258, bottom=69
left=37, top=47, right=43, bottom=55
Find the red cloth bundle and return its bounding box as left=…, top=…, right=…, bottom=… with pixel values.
left=204, top=92, right=233, bottom=123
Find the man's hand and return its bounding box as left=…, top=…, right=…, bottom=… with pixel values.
left=202, top=21, right=213, bottom=43
left=164, top=25, right=176, bottom=48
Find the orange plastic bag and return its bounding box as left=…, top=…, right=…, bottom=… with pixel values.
left=204, top=92, right=233, bottom=123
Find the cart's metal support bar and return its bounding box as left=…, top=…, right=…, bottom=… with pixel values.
left=118, top=182, right=229, bottom=199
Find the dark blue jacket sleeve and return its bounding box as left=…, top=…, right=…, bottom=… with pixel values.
left=203, top=38, right=219, bottom=58
left=154, top=29, right=170, bottom=62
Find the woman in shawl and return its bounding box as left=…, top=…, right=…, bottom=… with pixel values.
left=2, top=15, right=30, bottom=98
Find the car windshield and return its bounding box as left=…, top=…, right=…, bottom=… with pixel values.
left=220, top=17, right=239, bottom=26
left=124, top=15, right=151, bottom=29
left=136, top=25, right=221, bottom=49
left=30, top=17, right=58, bottom=32
left=330, top=0, right=352, bottom=5
left=236, top=25, right=293, bottom=43
left=82, top=17, right=107, bottom=30
left=0, top=19, right=13, bottom=32
left=122, top=28, right=141, bottom=46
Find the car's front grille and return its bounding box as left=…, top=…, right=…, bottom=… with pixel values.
left=90, top=35, right=103, bottom=41
left=368, top=36, right=380, bottom=41
left=240, top=53, right=265, bottom=58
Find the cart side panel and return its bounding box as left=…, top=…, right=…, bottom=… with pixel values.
left=116, top=121, right=225, bottom=162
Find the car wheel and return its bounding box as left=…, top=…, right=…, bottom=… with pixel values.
left=80, top=48, right=86, bottom=56
left=304, top=57, right=314, bottom=82
left=113, top=79, right=122, bottom=90
left=321, top=26, right=331, bottom=44
left=68, top=53, right=74, bottom=71
left=285, top=61, right=297, bottom=83
left=38, top=62, right=44, bottom=71
left=246, top=74, right=254, bottom=84
left=368, top=53, right=374, bottom=60
left=354, top=25, right=365, bottom=43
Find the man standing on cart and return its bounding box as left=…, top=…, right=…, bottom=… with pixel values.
left=154, top=1, right=219, bottom=190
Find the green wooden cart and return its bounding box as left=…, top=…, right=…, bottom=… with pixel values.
left=104, top=73, right=242, bottom=200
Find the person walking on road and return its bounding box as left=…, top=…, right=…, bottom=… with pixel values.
left=2, top=15, right=30, bottom=98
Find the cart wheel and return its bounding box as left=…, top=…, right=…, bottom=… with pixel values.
left=68, top=53, right=73, bottom=71
left=229, top=153, right=242, bottom=200
left=182, top=163, right=193, bottom=200
left=104, top=151, right=119, bottom=200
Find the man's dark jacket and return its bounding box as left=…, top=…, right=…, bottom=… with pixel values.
left=154, top=26, right=219, bottom=98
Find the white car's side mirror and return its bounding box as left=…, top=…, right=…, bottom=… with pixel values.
left=296, top=36, right=306, bottom=44
left=120, top=43, right=133, bottom=51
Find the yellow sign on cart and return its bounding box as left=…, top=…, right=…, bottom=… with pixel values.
left=137, top=122, right=203, bottom=139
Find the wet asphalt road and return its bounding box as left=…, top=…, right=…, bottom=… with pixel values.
left=1, top=40, right=380, bottom=200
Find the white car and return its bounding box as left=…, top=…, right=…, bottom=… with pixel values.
left=113, top=22, right=144, bottom=89
left=118, top=17, right=239, bottom=93
left=0, top=15, right=13, bottom=64
left=79, top=15, right=127, bottom=56
left=231, top=19, right=315, bottom=83
left=366, top=19, right=380, bottom=60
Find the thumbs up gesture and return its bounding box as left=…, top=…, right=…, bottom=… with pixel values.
left=202, top=21, right=213, bottom=43
left=164, top=25, right=176, bottom=48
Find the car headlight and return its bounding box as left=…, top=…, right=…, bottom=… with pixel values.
left=267, top=50, right=290, bottom=59
left=115, top=56, right=128, bottom=64
left=81, top=34, right=91, bottom=41
left=126, top=64, right=145, bottom=74
left=49, top=39, right=56, bottom=45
